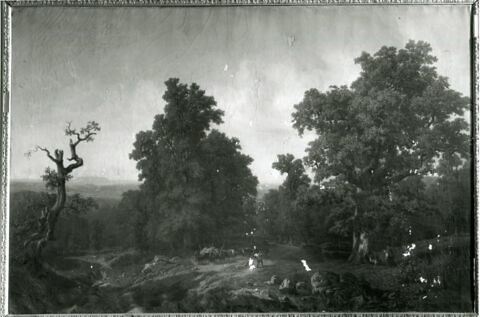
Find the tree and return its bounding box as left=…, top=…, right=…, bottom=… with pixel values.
left=118, top=190, right=151, bottom=251
left=24, top=121, right=100, bottom=264
left=90, top=220, right=105, bottom=251
left=426, top=160, right=471, bottom=235
left=10, top=191, right=98, bottom=263
left=270, top=154, right=311, bottom=243
left=200, top=130, right=258, bottom=244
left=129, top=78, right=257, bottom=249
left=272, top=154, right=311, bottom=200
left=292, top=41, right=470, bottom=262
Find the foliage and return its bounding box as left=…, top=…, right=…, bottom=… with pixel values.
left=118, top=190, right=151, bottom=251
left=41, top=167, right=73, bottom=190
left=128, top=78, right=258, bottom=249
left=9, top=191, right=98, bottom=261
left=90, top=220, right=105, bottom=251
left=291, top=41, right=470, bottom=256
left=65, top=121, right=101, bottom=142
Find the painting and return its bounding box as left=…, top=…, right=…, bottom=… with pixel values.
left=0, top=1, right=476, bottom=314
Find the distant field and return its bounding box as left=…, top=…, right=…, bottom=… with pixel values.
left=10, top=179, right=139, bottom=200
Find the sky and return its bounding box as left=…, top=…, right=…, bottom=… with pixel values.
left=10, top=5, right=471, bottom=185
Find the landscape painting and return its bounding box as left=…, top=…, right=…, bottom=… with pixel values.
left=7, top=4, right=474, bottom=314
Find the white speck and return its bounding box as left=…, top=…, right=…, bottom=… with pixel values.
left=249, top=121, right=253, bottom=127
left=287, top=35, right=295, bottom=47
left=301, top=259, right=312, bottom=272
left=216, top=169, right=220, bottom=173
left=428, top=244, right=432, bottom=250
left=224, top=64, right=228, bottom=71
left=422, top=296, right=427, bottom=300
left=419, top=276, right=427, bottom=283
left=250, top=231, right=253, bottom=235
left=90, top=265, right=93, bottom=269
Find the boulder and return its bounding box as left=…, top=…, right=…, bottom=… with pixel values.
left=198, top=247, right=220, bottom=260
left=351, top=294, right=365, bottom=308
left=279, top=278, right=292, bottom=293
left=266, top=275, right=279, bottom=285
left=311, top=271, right=340, bottom=295
left=295, top=281, right=309, bottom=296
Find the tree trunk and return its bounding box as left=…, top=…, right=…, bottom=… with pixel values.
left=348, top=231, right=369, bottom=263
left=347, top=205, right=369, bottom=263
left=32, top=171, right=67, bottom=263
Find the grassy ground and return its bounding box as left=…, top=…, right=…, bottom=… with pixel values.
left=9, top=242, right=473, bottom=313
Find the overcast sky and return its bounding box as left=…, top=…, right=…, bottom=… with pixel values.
left=10, top=5, right=471, bottom=185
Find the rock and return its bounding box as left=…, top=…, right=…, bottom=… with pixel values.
left=295, top=281, right=309, bottom=296
left=279, top=278, right=292, bottom=293
left=311, top=271, right=340, bottom=295
left=266, top=275, right=279, bottom=285
left=311, top=272, right=325, bottom=294
left=278, top=295, right=290, bottom=302
left=352, top=294, right=365, bottom=308
left=199, top=247, right=220, bottom=260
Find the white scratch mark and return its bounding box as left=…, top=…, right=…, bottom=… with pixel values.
left=301, top=259, right=312, bottom=271
left=224, top=64, right=229, bottom=71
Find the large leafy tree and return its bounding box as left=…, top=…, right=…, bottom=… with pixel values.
left=292, top=41, right=470, bottom=262
left=130, top=78, right=257, bottom=249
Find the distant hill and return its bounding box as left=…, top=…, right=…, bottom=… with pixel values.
left=13, top=176, right=433, bottom=201
left=10, top=178, right=140, bottom=200
left=11, top=178, right=279, bottom=201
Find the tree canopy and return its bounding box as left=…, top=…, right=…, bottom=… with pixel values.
left=291, top=41, right=470, bottom=261
left=129, top=78, right=258, bottom=249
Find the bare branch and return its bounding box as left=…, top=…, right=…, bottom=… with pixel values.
left=66, top=121, right=101, bottom=147
left=65, top=157, right=83, bottom=174
left=35, top=146, right=61, bottom=164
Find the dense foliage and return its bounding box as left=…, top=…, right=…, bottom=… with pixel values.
left=127, top=78, right=258, bottom=250
left=288, top=40, right=470, bottom=261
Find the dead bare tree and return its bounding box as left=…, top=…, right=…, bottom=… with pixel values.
left=24, top=121, right=100, bottom=265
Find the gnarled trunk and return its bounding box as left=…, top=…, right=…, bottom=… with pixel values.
left=24, top=122, right=98, bottom=266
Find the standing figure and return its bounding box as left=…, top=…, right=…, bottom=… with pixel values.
left=253, top=245, right=264, bottom=268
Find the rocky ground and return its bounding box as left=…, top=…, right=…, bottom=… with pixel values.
left=9, top=243, right=471, bottom=313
